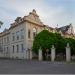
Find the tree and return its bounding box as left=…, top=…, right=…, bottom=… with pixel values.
left=0, top=21, right=3, bottom=28
left=32, top=29, right=75, bottom=61
left=32, top=30, right=55, bottom=54
left=54, top=33, right=66, bottom=54
left=32, top=29, right=75, bottom=56
left=32, top=30, right=65, bottom=53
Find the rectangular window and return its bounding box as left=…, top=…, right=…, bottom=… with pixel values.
left=16, top=45, right=19, bottom=53
left=6, top=47, right=8, bottom=54
left=4, top=38, right=6, bottom=44
left=7, top=36, right=9, bottom=43
left=3, top=47, right=5, bottom=54
left=13, top=45, right=14, bottom=53
left=12, top=33, right=15, bottom=41
left=21, top=29, right=24, bottom=39
left=16, top=31, right=19, bottom=40
left=21, top=44, right=24, bottom=52
left=28, top=29, right=31, bottom=38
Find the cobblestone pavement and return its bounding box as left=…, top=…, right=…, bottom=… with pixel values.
left=0, top=59, right=75, bottom=74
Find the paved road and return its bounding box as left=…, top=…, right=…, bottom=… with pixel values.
left=0, top=59, right=75, bottom=74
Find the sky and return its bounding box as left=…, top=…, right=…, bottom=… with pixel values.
left=0, top=0, right=75, bottom=32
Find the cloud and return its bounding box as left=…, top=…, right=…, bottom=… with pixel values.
left=0, top=0, right=75, bottom=32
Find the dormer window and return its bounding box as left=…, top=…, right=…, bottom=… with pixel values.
left=15, top=17, right=21, bottom=23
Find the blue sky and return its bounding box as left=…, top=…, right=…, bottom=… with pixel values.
left=0, top=0, right=75, bottom=32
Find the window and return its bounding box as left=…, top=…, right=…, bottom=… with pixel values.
left=12, top=33, right=15, bottom=41
left=16, top=45, right=19, bottom=53
left=28, top=29, right=31, bottom=38
left=33, top=28, right=37, bottom=38
left=33, top=32, right=36, bottom=38
left=4, top=38, right=6, bottom=44
left=4, top=47, right=5, bottom=52
left=21, top=29, right=24, bottom=39
left=16, top=31, right=19, bottom=40
left=21, top=44, right=24, bottom=52
left=13, top=45, right=14, bottom=53
left=6, top=47, right=8, bottom=54
left=7, top=36, right=9, bottom=43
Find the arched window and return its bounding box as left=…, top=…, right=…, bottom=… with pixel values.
left=33, top=28, right=37, bottom=38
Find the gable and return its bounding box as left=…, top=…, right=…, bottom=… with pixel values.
left=67, top=24, right=74, bottom=34
left=25, top=9, right=44, bottom=26
left=57, top=24, right=74, bottom=35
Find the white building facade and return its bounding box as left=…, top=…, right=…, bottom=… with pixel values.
left=0, top=9, right=46, bottom=59
left=0, top=9, right=75, bottom=59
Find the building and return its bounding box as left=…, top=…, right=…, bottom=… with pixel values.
left=0, top=9, right=75, bottom=59
left=56, top=24, right=75, bottom=39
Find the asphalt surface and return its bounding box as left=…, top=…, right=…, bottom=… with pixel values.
left=0, top=59, right=75, bottom=74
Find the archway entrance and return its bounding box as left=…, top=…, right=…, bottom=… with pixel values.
left=55, top=49, right=66, bottom=61
left=42, top=49, right=51, bottom=61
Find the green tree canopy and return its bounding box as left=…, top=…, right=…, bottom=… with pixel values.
left=0, top=21, right=3, bottom=28
left=0, top=21, right=3, bottom=25
left=32, top=30, right=65, bottom=53
left=32, top=30, right=54, bottom=53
